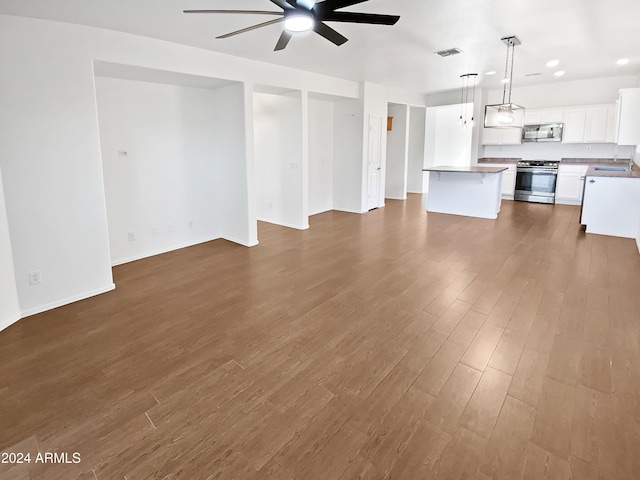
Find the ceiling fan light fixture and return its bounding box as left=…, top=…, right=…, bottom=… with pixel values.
left=284, top=13, right=314, bottom=32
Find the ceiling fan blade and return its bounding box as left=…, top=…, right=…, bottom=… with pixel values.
left=269, top=0, right=294, bottom=9
left=313, top=21, right=348, bottom=46
left=184, top=10, right=284, bottom=16
left=274, top=30, right=293, bottom=51
left=316, top=0, right=369, bottom=10
left=216, top=18, right=284, bottom=39
left=320, top=11, right=400, bottom=25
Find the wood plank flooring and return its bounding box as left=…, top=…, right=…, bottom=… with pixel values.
left=1, top=194, right=640, bottom=480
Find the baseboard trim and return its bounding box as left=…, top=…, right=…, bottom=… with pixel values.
left=554, top=198, right=582, bottom=206
left=256, top=218, right=309, bottom=230
left=111, top=236, right=222, bottom=266
left=0, top=311, right=22, bottom=333
left=636, top=236, right=640, bottom=255
left=333, top=208, right=366, bottom=214
left=223, top=235, right=259, bottom=247
left=20, top=283, right=116, bottom=319
left=385, top=196, right=407, bottom=200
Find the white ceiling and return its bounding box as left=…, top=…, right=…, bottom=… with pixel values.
left=1, top=0, right=639, bottom=94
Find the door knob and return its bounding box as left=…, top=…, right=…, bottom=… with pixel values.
left=589, top=179, right=595, bottom=184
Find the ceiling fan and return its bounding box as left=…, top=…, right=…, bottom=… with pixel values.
left=183, top=0, right=400, bottom=51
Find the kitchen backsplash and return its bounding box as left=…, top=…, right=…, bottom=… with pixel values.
left=483, top=142, right=633, bottom=161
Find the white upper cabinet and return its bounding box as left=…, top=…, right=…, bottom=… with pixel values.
left=524, top=109, right=564, bottom=125
left=617, top=88, right=640, bottom=146
left=481, top=127, right=521, bottom=145
left=562, top=104, right=617, bottom=144
left=562, top=109, right=587, bottom=143
left=542, top=110, right=564, bottom=123
left=585, top=105, right=616, bottom=143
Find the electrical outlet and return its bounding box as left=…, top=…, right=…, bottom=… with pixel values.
left=268, top=202, right=273, bottom=210
left=28, top=270, right=42, bottom=285
left=290, top=162, right=298, bottom=169
left=128, top=232, right=135, bottom=241
left=188, top=220, right=193, bottom=229
left=118, top=150, right=128, bottom=157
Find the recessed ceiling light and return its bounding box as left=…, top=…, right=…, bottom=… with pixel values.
left=617, top=58, right=630, bottom=65
left=546, top=60, right=559, bottom=68
left=485, top=71, right=497, bottom=76
left=554, top=70, right=565, bottom=77
left=501, top=78, right=510, bottom=84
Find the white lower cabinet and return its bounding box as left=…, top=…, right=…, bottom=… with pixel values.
left=581, top=176, right=640, bottom=238
left=555, top=164, right=588, bottom=205
left=480, top=163, right=516, bottom=199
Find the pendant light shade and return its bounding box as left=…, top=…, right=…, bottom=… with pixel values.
left=484, top=36, right=525, bottom=128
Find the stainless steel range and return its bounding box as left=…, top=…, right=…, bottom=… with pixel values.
left=515, top=160, right=560, bottom=204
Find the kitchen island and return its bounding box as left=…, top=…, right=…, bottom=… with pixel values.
left=422, top=166, right=507, bottom=219
left=581, top=164, right=640, bottom=241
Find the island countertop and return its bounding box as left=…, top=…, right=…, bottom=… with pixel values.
left=585, top=165, right=640, bottom=179
left=423, top=166, right=508, bottom=174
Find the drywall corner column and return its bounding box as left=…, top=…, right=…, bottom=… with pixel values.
left=301, top=91, right=310, bottom=228
left=0, top=167, right=20, bottom=332
left=243, top=83, right=259, bottom=246
left=217, top=82, right=257, bottom=246
left=385, top=104, right=409, bottom=200
left=407, top=106, right=426, bottom=193
left=471, top=87, right=484, bottom=164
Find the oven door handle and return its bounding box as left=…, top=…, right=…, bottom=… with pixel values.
left=517, top=168, right=558, bottom=174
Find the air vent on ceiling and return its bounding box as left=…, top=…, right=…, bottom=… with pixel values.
left=525, top=72, right=542, bottom=77
left=435, top=48, right=463, bottom=57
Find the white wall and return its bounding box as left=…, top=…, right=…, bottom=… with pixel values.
left=96, top=77, right=227, bottom=265
left=0, top=13, right=362, bottom=318
left=407, top=107, right=426, bottom=193
left=254, top=92, right=306, bottom=229
left=308, top=99, right=334, bottom=216
left=426, top=103, right=474, bottom=167
left=485, top=75, right=639, bottom=108
left=333, top=99, right=364, bottom=213
left=0, top=17, right=115, bottom=317
left=385, top=104, right=409, bottom=200
left=0, top=167, right=20, bottom=331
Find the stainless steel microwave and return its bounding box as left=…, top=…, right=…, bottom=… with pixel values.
left=521, top=123, right=563, bottom=142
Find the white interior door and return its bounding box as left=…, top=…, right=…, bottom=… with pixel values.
left=367, top=116, right=382, bottom=210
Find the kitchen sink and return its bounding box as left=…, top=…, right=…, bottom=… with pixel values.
left=593, top=166, right=629, bottom=171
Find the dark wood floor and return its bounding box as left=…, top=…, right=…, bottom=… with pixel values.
left=1, top=195, right=640, bottom=480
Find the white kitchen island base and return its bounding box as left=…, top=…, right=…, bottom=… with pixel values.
left=422, top=167, right=507, bottom=219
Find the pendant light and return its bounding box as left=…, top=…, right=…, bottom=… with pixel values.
left=484, top=36, right=525, bottom=128
left=459, top=73, right=478, bottom=129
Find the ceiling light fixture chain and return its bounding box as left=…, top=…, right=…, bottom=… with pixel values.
left=459, top=73, right=478, bottom=128
left=507, top=37, right=515, bottom=104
